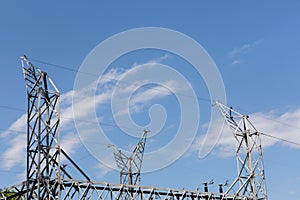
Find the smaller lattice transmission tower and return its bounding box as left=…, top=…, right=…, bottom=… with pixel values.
left=215, top=101, right=267, bottom=199
left=109, top=130, right=149, bottom=185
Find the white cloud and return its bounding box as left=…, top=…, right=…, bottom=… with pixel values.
left=60, top=133, right=82, bottom=156
left=190, top=117, right=234, bottom=157
left=95, top=162, right=114, bottom=179
left=230, top=60, right=242, bottom=65
left=129, top=83, right=173, bottom=114
left=4, top=74, right=300, bottom=181
left=192, top=107, right=300, bottom=158
left=0, top=114, right=26, bottom=138
left=1, top=134, right=26, bottom=170
left=0, top=114, right=27, bottom=170
left=251, top=109, right=300, bottom=148
left=148, top=53, right=170, bottom=64
left=0, top=57, right=174, bottom=178
left=113, top=54, right=175, bottom=104
left=132, top=54, right=170, bottom=68
left=229, top=40, right=262, bottom=57
left=113, top=63, right=190, bottom=117
left=228, top=40, right=262, bottom=65
left=130, top=80, right=182, bottom=105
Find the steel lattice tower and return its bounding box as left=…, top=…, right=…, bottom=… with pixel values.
left=109, top=130, right=148, bottom=185
left=215, top=101, right=268, bottom=200
left=16, top=56, right=91, bottom=200
left=21, top=55, right=62, bottom=199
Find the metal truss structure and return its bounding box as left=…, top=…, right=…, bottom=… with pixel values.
left=0, top=56, right=91, bottom=200
left=22, top=55, right=62, bottom=200
left=215, top=101, right=267, bottom=200
left=1, top=180, right=258, bottom=200
left=109, top=130, right=148, bottom=185
left=0, top=57, right=268, bottom=200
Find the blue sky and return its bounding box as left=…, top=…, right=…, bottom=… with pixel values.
left=1, top=1, right=300, bottom=199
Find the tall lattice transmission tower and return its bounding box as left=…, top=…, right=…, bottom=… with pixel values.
left=22, top=55, right=62, bottom=199
left=16, top=55, right=91, bottom=200
left=109, top=130, right=148, bottom=185
left=215, top=101, right=268, bottom=199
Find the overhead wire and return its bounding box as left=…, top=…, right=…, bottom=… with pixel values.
left=0, top=169, right=24, bottom=174
left=28, top=58, right=95, bottom=76
left=28, top=57, right=211, bottom=103
left=0, top=105, right=143, bottom=133
left=2, top=124, right=299, bottom=147
left=236, top=106, right=300, bottom=131
left=1, top=57, right=299, bottom=182
left=29, top=57, right=300, bottom=124
left=260, top=132, right=300, bottom=146
left=1, top=57, right=300, bottom=146
left=0, top=105, right=24, bottom=112
left=1, top=102, right=300, bottom=147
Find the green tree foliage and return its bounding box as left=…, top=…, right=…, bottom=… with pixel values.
left=1, top=190, right=22, bottom=200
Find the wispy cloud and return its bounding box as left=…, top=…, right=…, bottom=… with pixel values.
left=113, top=62, right=190, bottom=117
left=95, top=163, right=114, bottom=179
left=251, top=109, right=300, bottom=148
left=1, top=114, right=26, bottom=138
left=228, top=40, right=262, bottom=65
left=4, top=61, right=300, bottom=182
left=0, top=114, right=27, bottom=170
left=1, top=134, right=26, bottom=170
left=0, top=55, right=174, bottom=178
left=128, top=80, right=179, bottom=114
left=229, top=40, right=262, bottom=57
left=132, top=54, right=170, bottom=67
left=148, top=53, right=170, bottom=64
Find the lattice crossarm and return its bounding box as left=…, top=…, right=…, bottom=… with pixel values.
left=109, top=144, right=129, bottom=172
left=130, top=130, right=148, bottom=172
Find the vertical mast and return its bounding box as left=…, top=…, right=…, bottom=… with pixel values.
left=21, top=56, right=61, bottom=199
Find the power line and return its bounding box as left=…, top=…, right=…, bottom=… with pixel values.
left=0, top=105, right=144, bottom=133
left=28, top=57, right=300, bottom=132
left=1, top=57, right=298, bottom=147
left=0, top=149, right=94, bottom=163
left=236, top=106, right=300, bottom=131
left=28, top=57, right=211, bottom=103
left=29, top=58, right=95, bottom=76
left=1, top=102, right=300, bottom=147
left=261, top=132, right=300, bottom=146
left=0, top=115, right=143, bottom=134
left=0, top=128, right=26, bottom=134
left=1, top=102, right=300, bottom=146
left=3, top=101, right=300, bottom=135
left=0, top=169, right=24, bottom=174
left=1, top=125, right=300, bottom=148
left=0, top=105, right=24, bottom=112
